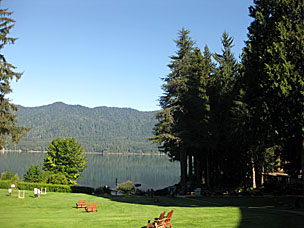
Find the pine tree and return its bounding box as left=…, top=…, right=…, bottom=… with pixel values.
left=207, top=32, right=239, bottom=188
left=150, top=28, right=195, bottom=193
left=242, top=0, right=304, bottom=191
left=0, top=1, right=28, bottom=149
left=43, top=137, right=88, bottom=184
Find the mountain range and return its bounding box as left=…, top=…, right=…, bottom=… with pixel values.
left=7, top=102, right=159, bottom=153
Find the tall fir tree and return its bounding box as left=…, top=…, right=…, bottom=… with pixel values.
left=151, top=28, right=194, bottom=193
left=207, top=31, right=239, bottom=188
left=241, top=0, right=304, bottom=191
left=0, top=1, right=28, bottom=149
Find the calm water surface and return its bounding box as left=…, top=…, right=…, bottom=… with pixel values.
left=0, top=152, right=180, bottom=190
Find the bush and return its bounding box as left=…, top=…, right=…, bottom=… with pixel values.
left=71, top=186, right=94, bottom=194
left=116, top=180, right=135, bottom=195
left=43, top=172, right=69, bottom=185
left=16, top=182, right=72, bottom=193
left=0, top=169, right=19, bottom=183
left=23, top=165, right=43, bottom=183
left=95, top=185, right=111, bottom=195
left=0, top=180, right=12, bottom=189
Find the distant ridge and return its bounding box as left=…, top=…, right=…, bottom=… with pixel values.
left=8, top=102, right=158, bottom=153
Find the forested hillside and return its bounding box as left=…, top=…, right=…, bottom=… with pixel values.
left=7, top=102, right=158, bottom=153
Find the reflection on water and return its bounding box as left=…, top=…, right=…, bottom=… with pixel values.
left=0, top=152, right=180, bottom=190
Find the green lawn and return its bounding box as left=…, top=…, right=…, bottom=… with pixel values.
left=0, top=189, right=303, bottom=228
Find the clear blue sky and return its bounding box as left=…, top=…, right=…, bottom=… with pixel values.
left=2, top=0, right=253, bottom=111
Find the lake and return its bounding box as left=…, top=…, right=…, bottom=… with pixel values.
left=0, top=152, right=180, bottom=190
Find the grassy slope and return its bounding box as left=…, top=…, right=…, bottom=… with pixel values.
left=0, top=189, right=303, bottom=228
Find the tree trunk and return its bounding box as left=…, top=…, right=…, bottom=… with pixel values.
left=252, top=159, right=256, bottom=189
left=188, top=155, right=193, bottom=180
left=301, top=139, right=304, bottom=195
left=206, top=153, right=210, bottom=189
left=261, top=167, right=264, bottom=186
left=195, top=155, right=202, bottom=188
left=180, top=145, right=187, bottom=195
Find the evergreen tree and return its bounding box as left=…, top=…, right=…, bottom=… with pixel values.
left=150, top=28, right=195, bottom=193
left=207, top=32, right=239, bottom=188
left=43, top=137, right=88, bottom=184
left=23, top=165, right=43, bottom=183
left=242, top=0, right=304, bottom=190
left=0, top=1, right=28, bottom=149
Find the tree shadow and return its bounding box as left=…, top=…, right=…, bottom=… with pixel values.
left=91, top=194, right=304, bottom=228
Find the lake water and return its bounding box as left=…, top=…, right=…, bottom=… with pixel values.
left=0, top=152, right=180, bottom=190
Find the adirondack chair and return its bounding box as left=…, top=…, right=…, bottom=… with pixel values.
left=163, top=210, right=174, bottom=228
left=92, top=202, right=98, bottom=212
left=76, top=200, right=86, bottom=209
left=79, top=200, right=87, bottom=208
left=146, top=211, right=166, bottom=228
left=76, top=200, right=82, bottom=208
left=86, top=202, right=93, bottom=212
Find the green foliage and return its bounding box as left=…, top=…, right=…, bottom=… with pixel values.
left=16, top=181, right=72, bottom=192
left=0, top=0, right=29, bottom=149
left=0, top=169, right=19, bottom=183
left=0, top=180, right=11, bottom=189
left=116, top=180, right=135, bottom=195
left=23, top=165, right=43, bottom=183
left=0, top=180, right=93, bottom=193
left=241, top=0, right=304, bottom=180
left=8, top=102, right=157, bottom=153
left=44, top=172, right=69, bottom=185
left=43, top=137, right=88, bottom=183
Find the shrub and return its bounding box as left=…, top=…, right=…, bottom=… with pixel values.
left=43, top=172, right=69, bottom=185
left=16, top=182, right=72, bottom=193
left=116, top=180, right=135, bottom=195
left=0, top=169, right=19, bottom=184
left=0, top=180, right=12, bottom=189
left=23, top=165, right=43, bottom=183
left=95, top=185, right=111, bottom=195
left=71, top=186, right=94, bottom=194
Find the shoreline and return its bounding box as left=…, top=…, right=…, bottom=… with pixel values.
left=1, top=149, right=165, bottom=156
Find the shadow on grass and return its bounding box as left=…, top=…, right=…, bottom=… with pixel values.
left=92, top=194, right=304, bottom=228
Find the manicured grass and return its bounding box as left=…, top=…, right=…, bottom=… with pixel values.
left=0, top=189, right=303, bottom=227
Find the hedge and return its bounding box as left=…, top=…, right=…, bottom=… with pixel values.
left=0, top=180, right=94, bottom=194
left=17, top=182, right=72, bottom=193
left=71, top=186, right=94, bottom=194
left=0, top=180, right=12, bottom=189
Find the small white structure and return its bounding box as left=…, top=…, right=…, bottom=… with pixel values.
left=18, top=190, right=25, bottom=199
left=34, top=187, right=38, bottom=197
left=41, top=187, right=47, bottom=195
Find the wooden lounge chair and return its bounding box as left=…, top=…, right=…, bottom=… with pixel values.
left=163, top=210, right=174, bottom=228
left=76, top=200, right=82, bottom=208
left=146, top=211, right=166, bottom=228
left=76, top=200, right=87, bottom=209
left=86, top=202, right=93, bottom=212
left=92, top=202, right=98, bottom=212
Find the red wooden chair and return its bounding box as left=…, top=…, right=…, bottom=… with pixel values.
left=146, top=211, right=166, bottom=228
left=85, top=202, right=93, bottom=212
left=163, top=210, right=174, bottom=228
left=92, top=202, right=98, bottom=212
